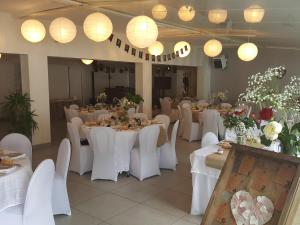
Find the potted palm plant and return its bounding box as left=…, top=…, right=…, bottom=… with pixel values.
left=2, top=92, right=38, bottom=139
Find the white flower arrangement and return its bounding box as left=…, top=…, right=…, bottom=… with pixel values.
left=213, top=90, right=229, bottom=102
left=263, top=121, right=283, bottom=141
left=235, top=122, right=247, bottom=136
left=239, top=66, right=300, bottom=111
left=119, top=97, right=136, bottom=109
left=96, top=92, right=107, bottom=103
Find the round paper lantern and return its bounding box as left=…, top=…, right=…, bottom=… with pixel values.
left=83, top=12, right=113, bottom=42
left=81, top=59, right=94, bottom=65
left=204, top=39, right=222, bottom=57
left=148, top=41, right=164, bottom=56
left=178, top=5, right=195, bottom=22
left=208, top=9, right=227, bottom=24
left=238, top=42, right=258, bottom=61
left=152, top=4, right=167, bottom=20
left=244, top=5, right=265, bottom=23
left=174, top=41, right=191, bottom=58
left=49, top=17, right=77, bottom=43
left=21, top=19, right=46, bottom=43
left=126, top=15, right=158, bottom=48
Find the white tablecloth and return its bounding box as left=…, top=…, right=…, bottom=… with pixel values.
left=190, top=145, right=221, bottom=215
left=0, top=151, right=32, bottom=212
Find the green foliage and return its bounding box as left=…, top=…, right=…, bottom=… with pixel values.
left=278, top=122, right=300, bottom=156
left=126, top=93, right=144, bottom=105
left=2, top=92, right=38, bottom=138
left=223, top=115, right=256, bottom=130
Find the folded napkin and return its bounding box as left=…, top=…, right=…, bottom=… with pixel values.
left=3, top=153, right=26, bottom=160
left=0, top=165, right=17, bottom=174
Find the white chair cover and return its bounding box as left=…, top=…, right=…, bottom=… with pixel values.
left=0, top=133, right=32, bottom=162
left=220, top=103, right=232, bottom=109
left=130, top=125, right=160, bottom=181
left=0, top=159, right=55, bottom=225
left=201, top=132, right=219, bottom=148
left=155, top=114, right=170, bottom=132
left=64, top=106, right=71, bottom=122
left=52, top=139, right=71, bottom=215
left=160, top=98, right=172, bottom=115
left=129, top=113, right=148, bottom=120
left=68, top=109, right=79, bottom=121
left=97, top=113, right=112, bottom=121
left=177, top=105, right=183, bottom=137
left=69, top=104, right=79, bottom=110
left=67, top=123, right=93, bottom=175
left=159, top=120, right=179, bottom=170
left=197, top=99, right=207, bottom=104
left=71, top=117, right=86, bottom=139
left=182, top=107, right=201, bottom=142
left=202, top=109, right=223, bottom=138
left=90, top=127, right=118, bottom=181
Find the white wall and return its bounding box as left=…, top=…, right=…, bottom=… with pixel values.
left=0, top=12, right=202, bottom=144
left=0, top=54, right=21, bottom=118
left=211, top=47, right=300, bottom=104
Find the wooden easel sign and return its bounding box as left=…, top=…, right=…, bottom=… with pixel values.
left=201, top=144, right=300, bottom=225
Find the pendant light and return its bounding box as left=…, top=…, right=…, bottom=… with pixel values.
left=174, top=41, right=191, bottom=58
left=49, top=17, right=77, bottom=43
left=204, top=39, right=222, bottom=57
left=178, top=5, right=195, bottom=22
left=238, top=42, right=258, bottom=61
left=21, top=19, right=46, bottom=43
left=152, top=4, right=167, bottom=20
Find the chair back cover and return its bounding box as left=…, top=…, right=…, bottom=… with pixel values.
left=68, top=109, right=79, bottom=120
left=64, top=106, right=71, bottom=122
left=201, top=132, right=219, bottom=147
left=202, top=109, right=221, bottom=137
left=71, top=117, right=83, bottom=130
left=182, top=107, right=193, bottom=138
left=69, top=104, right=79, bottom=110
left=0, top=133, right=32, bottom=161
left=23, top=159, right=55, bottom=225
left=89, top=127, right=117, bottom=181
left=97, top=113, right=112, bottom=121
left=56, top=138, right=71, bottom=179
left=139, top=125, right=160, bottom=154
left=67, top=123, right=81, bottom=169
left=160, top=98, right=172, bottom=115
left=155, top=114, right=170, bottom=131
left=171, top=120, right=179, bottom=150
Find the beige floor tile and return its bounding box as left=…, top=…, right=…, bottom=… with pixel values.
left=67, top=181, right=106, bottom=206
left=75, top=193, right=138, bottom=221
left=172, top=219, right=198, bottom=225
left=180, top=214, right=202, bottom=224
left=111, top=180, right=165, bottom=203
left=143, top=189, right=191, bottom=218
left=107, top=204, right=179, bottom=225
left=169, top=178, right=193, bottom=196
left=55, top=208, right=102, bottom=225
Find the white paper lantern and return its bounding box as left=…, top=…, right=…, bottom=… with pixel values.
left=178, top=5, right=195, bottom=22
left=244, top=5, right=265, bottom=23
left=126, top=15, right=158, bottom=48
left=0, top=54, right=2, bottom=59
left=83, top=12, right=113, bottom=42
left=208, top=9, right=228, bottom=24
left=174, top=41, right=191, bottom=58
left=238, top=42, right=258, bottom=61
left=152, top=4, right=167, bottom=20
left=148, top=41, right=164, bottom=56
left=204, top=39, right=222, bottom=57
left=49, top=17, right=77, bottom=44
left=21, top=19, right=46, bottom=43
left=81, top=59, right=94, bottom=65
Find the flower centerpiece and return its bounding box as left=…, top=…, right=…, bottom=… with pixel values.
left=239, top=66, right=300, bottom=155
left=96, top=92, right=107, bottom=104
left=212, top=90, right=228, bottom=104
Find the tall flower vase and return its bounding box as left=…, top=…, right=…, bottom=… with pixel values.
left=281, top=141, right=296, bottom=156
left=237, top=135, right=245, bottom=145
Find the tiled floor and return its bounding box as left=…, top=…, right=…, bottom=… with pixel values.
left=32, top=120, right=202, bottom=225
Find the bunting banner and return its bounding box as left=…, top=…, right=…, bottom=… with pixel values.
left=108, top=33, right=188, bottom=62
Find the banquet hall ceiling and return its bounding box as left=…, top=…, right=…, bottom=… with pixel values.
left=1, top=0, right=300, bottom=49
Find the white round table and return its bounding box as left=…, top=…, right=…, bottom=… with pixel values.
left=0, top=151, right=32, bottom=212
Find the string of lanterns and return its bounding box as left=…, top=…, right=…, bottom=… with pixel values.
left=20, top=4, right=265, bottom=62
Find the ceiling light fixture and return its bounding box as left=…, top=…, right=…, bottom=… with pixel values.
left=208, top=9, right=228, bottom=24
left=238, top=42, right=258, bottom=61
left=178, top=5, right=195, bottom=22
left=152, top=4, right=167, bottom=20
left=148, top=41, right=164, bottom=56
left=81, top=59, right=94, bottom=65
left=174, top=41, right=191, bottom=58
left=49, top=17, right=77, bottom=43
left=83, top=12, right=113, bottom=42
left=204, top=39, right=222, bottom=57
left=21, top=19, right=46, bottom=43
left=126, top=15, right=158, bottom=48
left=244, top=5, right=265, bottom=23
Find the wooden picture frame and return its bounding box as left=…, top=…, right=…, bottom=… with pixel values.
left=201, top=144, right=300, bottom=225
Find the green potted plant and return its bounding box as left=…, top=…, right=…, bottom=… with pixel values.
left=126, top=93, right=144, bottom=105
left=2, top=92, right=38, bottom=139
